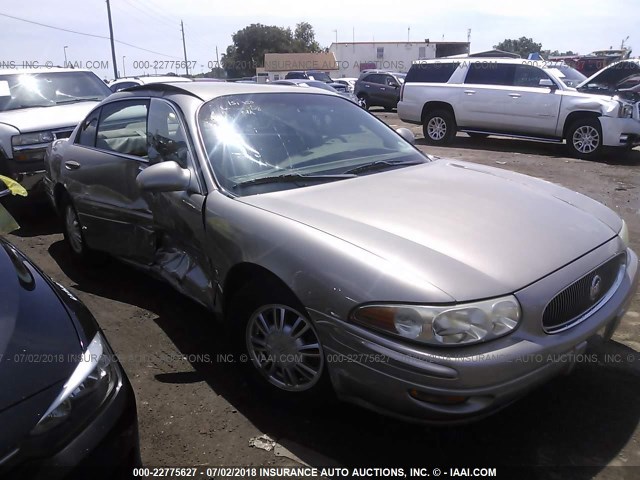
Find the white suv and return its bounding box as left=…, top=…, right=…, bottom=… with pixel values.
left=398, top=58, right=640, bottom=158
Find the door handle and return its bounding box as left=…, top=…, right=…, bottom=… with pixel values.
left=380, top=87, right=386, bottom=90
left=64, top=161, right=81, bottom=170
left=464, top=90, right=476, bottom=95
left=509, top=93, right=521, bottom=98
left=364, top=84, right=370, bottom=87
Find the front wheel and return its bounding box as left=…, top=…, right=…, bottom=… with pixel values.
left=230, top=284, right=329, bottom=398
left=422, top=109, right=456, bottom=145
left=566, top=118, right=603, bottom=159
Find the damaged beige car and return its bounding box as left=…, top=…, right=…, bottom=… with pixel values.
left=44, top=82, right=637, bottom=423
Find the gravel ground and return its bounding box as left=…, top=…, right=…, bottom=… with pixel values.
left=5, top=109, right=640, bottom=479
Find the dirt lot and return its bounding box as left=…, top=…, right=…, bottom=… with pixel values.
left=5, top=110, right=640, bottom=479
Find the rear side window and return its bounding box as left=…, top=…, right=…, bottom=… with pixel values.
left=405, top=63, right=458, bottom=83
left=96, top=100, right=149, bottom=158
left=464, top=63, right=515, bottom=86
left=362, top=74, right=384, bottom=84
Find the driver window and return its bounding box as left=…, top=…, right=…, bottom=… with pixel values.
left=513, top=65, right=552, bottom=88
left=147, top=99, right=190, bottom=168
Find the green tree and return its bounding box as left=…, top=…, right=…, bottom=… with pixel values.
left=222, top=22, right=322, bottom=77
left=493, top=37, right=543, bottom=58
left=292, top=22, right=321, bottom=53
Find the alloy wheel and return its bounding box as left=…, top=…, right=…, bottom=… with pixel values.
left=572, top=125, right=600, bottom=154
left=427, top=116, right=447, bottom=141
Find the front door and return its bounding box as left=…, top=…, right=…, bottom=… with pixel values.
left=142, top=98, right=213, bottom=309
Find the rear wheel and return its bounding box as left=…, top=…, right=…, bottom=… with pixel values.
left=61, top=197, right=102, bottom=263
left=566, top=117, right=603, bottom=159
left=422, top=109, right=456, bottom=145
left=358, top=94, right=369, bottom=110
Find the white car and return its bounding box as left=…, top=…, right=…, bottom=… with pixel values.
left=398, top=58, right=640, bottom=158
left=0, top=68, right=112, bottom=191
left=334, top=77, right=357, bottom=93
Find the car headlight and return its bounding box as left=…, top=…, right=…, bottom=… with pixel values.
left=619, top=104, right=634, bottom=118
left=620, top=220, right=630, bottom=248
left=11, top=131, right=55, bottom=147
left=31, top=332, right=119, bottom=435
left=351, top=295, right=521, bottom=346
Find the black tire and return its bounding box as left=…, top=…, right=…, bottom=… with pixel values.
left=228, top=282, right=330, bottom=401
left=384, top=106, right=394, bottom=112
left=357, top=94, right=369, bottom=110
left=467, top=132, right=489, bottom=140
left=60, top=196, right=103, bottom=264
left=422, top=109, right=456, bottom=145
left=566, top=117, right=603, bottom=159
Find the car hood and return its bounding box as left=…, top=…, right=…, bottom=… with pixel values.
left=240, top=160, right=621, bottom=301
left=0, top=101, right=99, bottom=133
left=0, top=240, right=81, bottom=413
left=577, top=59, right=640, bottom=95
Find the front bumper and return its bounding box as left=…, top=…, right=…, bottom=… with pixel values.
left=2, top=365, right=140, bottom=479
left=600, top=116, right=640, bottom=147
left=0, top=154, right=47, bottom=191
left=313, top=246, right=639, bottom=424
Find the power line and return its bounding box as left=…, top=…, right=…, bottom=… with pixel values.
left=0, top=11, right=181, bottom=59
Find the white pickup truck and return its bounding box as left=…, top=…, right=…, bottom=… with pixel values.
left=398, top=58, right=640, bottom=159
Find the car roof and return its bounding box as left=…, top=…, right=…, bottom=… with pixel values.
left=110, top=76, right=192, bottom=84
left=411, top=57, right=528, bottom=66
left=114, top=81, right=336, bottom=101
left=0, top=67, right=95, bottom=75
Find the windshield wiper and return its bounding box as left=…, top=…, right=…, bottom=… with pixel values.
left=233, top=173, right=355, bottom=188
left=344, top=159, right=424, bottom=175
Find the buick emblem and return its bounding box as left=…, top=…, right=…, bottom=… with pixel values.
left=590, top=275, right=602, bottom=302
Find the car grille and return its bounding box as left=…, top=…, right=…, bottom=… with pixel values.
left=542, top=253, right=626, bottom=333
left=53, top=128, right=74, bottom=140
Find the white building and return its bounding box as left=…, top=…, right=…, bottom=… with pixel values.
left=328, top=41, right=470, bottom=78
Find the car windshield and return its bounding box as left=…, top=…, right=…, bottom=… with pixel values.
left=198, top=93, right=426, bottom=195
left=544, top=65, right=587, bottom=88
left=307, top=72, right=332, bottom=82
left=0, top=72, right=111, bottom=111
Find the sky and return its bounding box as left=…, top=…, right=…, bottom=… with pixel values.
left=0, top=0, right=637, bottom=80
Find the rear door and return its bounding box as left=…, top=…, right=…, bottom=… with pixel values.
left=457, top=62, right=516, bottom=130
left=63, top=99, right=156, bottom=262
left=359, top=74, right=386, bottom=106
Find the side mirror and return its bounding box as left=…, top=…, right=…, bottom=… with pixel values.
left=389, top=81, right=399, bottom=88
left=136, top=161, right=191, bottom=193
left=539, top=78, right=557, bottom=90
left=396, top=127, right=415, bottom=145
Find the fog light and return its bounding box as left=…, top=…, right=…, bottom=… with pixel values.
left=409, top=388, right=468, bottom=405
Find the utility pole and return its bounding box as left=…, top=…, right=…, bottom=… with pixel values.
left=181, top=20, right=190, bottom=76
left=106, top=0, right=118, bottom=79
left=408, top=27, right=410, bottom=43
